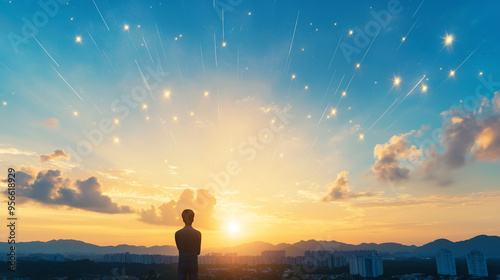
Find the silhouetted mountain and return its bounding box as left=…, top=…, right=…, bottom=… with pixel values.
left=206, top=235, right=500, bottom=256
left=419, top=235, right=500, bottom=256
left=4, top=235, right=500, bottom=257
left=4, top=239, right=177, bottom=255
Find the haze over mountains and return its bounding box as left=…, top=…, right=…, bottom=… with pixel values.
left=6, top=235, right=500, bottom=257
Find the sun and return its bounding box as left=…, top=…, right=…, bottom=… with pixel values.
left=227, top=221, right=240, bottom=234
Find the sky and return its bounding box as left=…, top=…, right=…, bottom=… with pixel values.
left=1, top=0, right=500, bottom=251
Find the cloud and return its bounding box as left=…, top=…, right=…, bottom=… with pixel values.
left=422, top=91, right=500, bottom=180
left=40, top=149, right=70, bottom=162
left=353, top=192, right=500, bottom=208
left=371, top=132, right=422, bottom=182
left=43, top=117, right=59, bottom=129
left=0, top=147, right=35, bottom=156
left=321, top=171, right=376, bottom=202
left=139, top=188, right=218, bottom=229
left=472, top=115, right=500, bottom=161
left=10, top=169, right=133, bottom=214
left=493, top=93, right=500, bottom=112
left=438, top=111, right=480, bottom=168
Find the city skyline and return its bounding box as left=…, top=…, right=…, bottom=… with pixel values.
left=1, top=0, right=500, bottom=249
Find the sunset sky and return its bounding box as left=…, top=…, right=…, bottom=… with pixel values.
left=1, top=0, right=500, bottom=251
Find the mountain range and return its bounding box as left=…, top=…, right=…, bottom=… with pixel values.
left=5, top=235, right=500, bottom=257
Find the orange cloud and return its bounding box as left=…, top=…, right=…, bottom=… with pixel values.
left=371, top=132, right=422, bottom=182
left=8, top=169, right=133, bottom=214
left=43, top=117, right=60, bottom=129
left=322, top=171, right=376, bottom=202
left=40, top=149, right=70, bottom=162
left=139, top=188, right=218, bottom=229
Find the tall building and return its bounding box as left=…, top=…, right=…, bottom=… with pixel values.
left=436, top=249, right=456, bottom=276
left=466, top=250, right=488, bottom=277
left=261, top=250, right=286, bottom=264
left=349, top=252, right=383, bottom=277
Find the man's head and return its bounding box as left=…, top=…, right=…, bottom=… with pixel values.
left=181, top=209, right=195, bottom=226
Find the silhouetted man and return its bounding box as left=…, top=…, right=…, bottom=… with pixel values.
left=175, top=209, right=201, bottom=280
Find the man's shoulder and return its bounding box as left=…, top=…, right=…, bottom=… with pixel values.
left=187, top=227, right=201, bottom=236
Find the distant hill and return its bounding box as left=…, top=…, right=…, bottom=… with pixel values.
left=4, top=235, right=500, bottom=257
left=6, top=239, right=177, bottom=255
left=207, top=235, right=500, bottom=256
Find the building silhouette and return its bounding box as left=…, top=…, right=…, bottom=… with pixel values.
left=261, top=250, right=286, bottom=264
left=466, top=250, right=488, bottom=277
left=436, top=249, right=456, bottom=276
left=349, top=251, right=383, bottom=277
left=304, top=250, right=349, bottom=269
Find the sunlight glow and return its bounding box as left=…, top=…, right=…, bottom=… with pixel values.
left=445, top=34, right=454, bottom=46
left=227, top=222, right=241, bottom=234
left=394, top=77, right=401, bottom=85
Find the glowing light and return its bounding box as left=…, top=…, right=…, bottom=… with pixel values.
left=73, top=111, right=78, bottom=116
left=394, top=77, right=401, bottom=85
left=75, top=36, right=82, bottom=43
left=331, top=108, right=336, bottom=115
left=356, top=63, right=360, bottom=68
left=204, top=91, right=209, bottom=97
left=137, top=25, right=141, bottom=28
left=2, top=101, right=6, bottom=106
left=164, top=90, right=170, bottom=97
left=222, top=42, right=227, bottom=47
left=190, top=112, right=194, bottom=116
left=70, top=17, right=73, bottom=21
left=146, top=116, right=150, bottom=120
left=449, top=70, right=455, bottom=77
left=173, top=115, right=178, bottom=121
left=248, top=12, right=251, bottom=15
left=179, top=34, right=182, bottom=37
left=342, top=91, right=346, bottom=96
left=307, top=115, right=311, bottom=119
left=301, top=48, right=304, bottom=51
left=359, top=134, right=364, bottom=140
left=422, top=85, right=428, bottom=92
left=114, top=118, right=119, bottom=124
left=444, top=34, right=454, bottom=46
left=402, top=37, right=406, bottom=41
left=304, top=85, right=308, bottom=90
left=175, top=37, right=178, bottom=40
left=348, top=30, right=353, bottom=35
left=292, top=74, right=296, bottom=79
left=479, top=72, right=483, bottom=76
left=142, top=104, right=148, bottom=109
left=124, top=24, right=129, bottom=31
left=227, top=221, right=240, bottom=234
left=113, top=137, right=120, bottom=144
